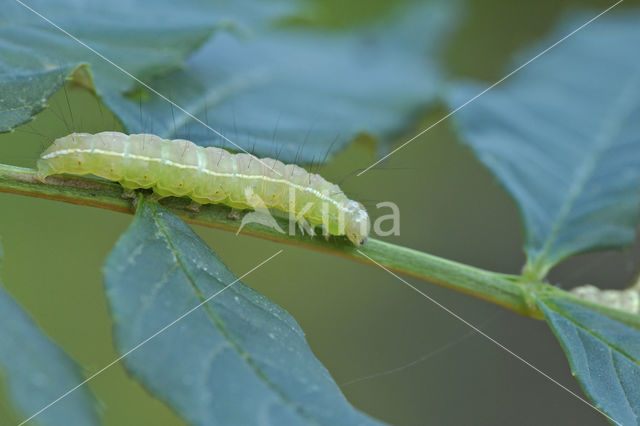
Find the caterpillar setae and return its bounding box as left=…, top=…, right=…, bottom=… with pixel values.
left=37, top=132, right=370, bottom=245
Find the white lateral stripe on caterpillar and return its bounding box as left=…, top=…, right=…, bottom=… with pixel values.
left=40, top=148, right=347, bottom=212
left=37, top=132, right=370, bottom=245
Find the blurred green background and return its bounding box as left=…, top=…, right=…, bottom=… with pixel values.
left=1, top=0, right=638, bottom=424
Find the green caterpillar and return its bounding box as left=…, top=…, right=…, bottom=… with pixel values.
left=37, top=132, right=370, bottom=245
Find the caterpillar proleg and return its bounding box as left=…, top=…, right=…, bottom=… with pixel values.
left=37, top=132, right=370, bottom=245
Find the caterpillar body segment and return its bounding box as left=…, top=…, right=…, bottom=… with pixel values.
left=37, top=132, right=370, bottom=245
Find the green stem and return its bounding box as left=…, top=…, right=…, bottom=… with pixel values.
left=2, top=163, right=639, bottom=328
left=355, top=240, right=534, bottom=315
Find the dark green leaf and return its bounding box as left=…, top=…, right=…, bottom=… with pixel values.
left=0, top=64, right=83, bottom=132
left=108, top=2, right=456, bottom=162
left=538, top=296, right=640, bottom=425
left=0, top=244, right=101, bottom=425
left=0, top=0, right=225, bottom=131
left=447, top=12, right=640, bottom=279
left=103, top=198, right=383, bottom=425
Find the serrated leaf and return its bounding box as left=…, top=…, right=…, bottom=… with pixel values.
left=107, top=1, right=455, bottom=163
left=0, top=0, right=225, bottom=131
left=537, top=296, right=640, bottom=425
left=446, top=11, right=640, bottom=279
left=103, top=198, right=383, bottom=426
left=0, top=244, right=101, bottom=425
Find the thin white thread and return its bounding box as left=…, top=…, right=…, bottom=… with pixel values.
left=356, top=249, right=621, bottom=426
left=340, top=311, right=501, bottom=387
left=13, top=0, right=283, bottom=176
left=341, top=328, right=476, bottom=387
left=357, top=0, right=624, bottom=176
left=17, top=250, right=284, bottom=426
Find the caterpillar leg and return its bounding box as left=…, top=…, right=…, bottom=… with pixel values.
left=228, top=208, right=243, bottom=220
left=185, top=201, right=201, bottom=213
left=321, top=224, right=330, bottom=242
left=121, top=188, right=137, bottom=200
left=297, top=218, right=315, bottom=237
left=147, top=192, right=164, bottom=202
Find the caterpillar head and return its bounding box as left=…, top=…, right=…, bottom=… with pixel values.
left=345, top=201, right=370, bottom=246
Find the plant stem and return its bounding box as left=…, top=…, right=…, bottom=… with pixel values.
left=2, top=163, right=639, bottom=328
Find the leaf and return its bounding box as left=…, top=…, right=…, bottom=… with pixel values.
left=446, top=11, right=640, bottom=279
left=537, top=296, right=640, bottom=426
left=103, top=197, right=383, bottom=425
left=107, top=1, right=456, bottom=163
left=0, top=64, right=83, bottom=133
left=0, top=0, right=226, bottom=131
left=0, top=244, right=101, bottom=425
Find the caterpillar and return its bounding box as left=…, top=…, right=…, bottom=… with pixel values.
left=36, top=132, right=370, bottom=245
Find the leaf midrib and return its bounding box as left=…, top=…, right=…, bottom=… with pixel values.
left=610, top=351, right=637, bottom=420
left=530, top=67, right=640, bottom=278
left=546, top=300, right=640, bottom=366
left=149, top=203, right=323, bottom=426
left=574, top=327, right=637, bottom=425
